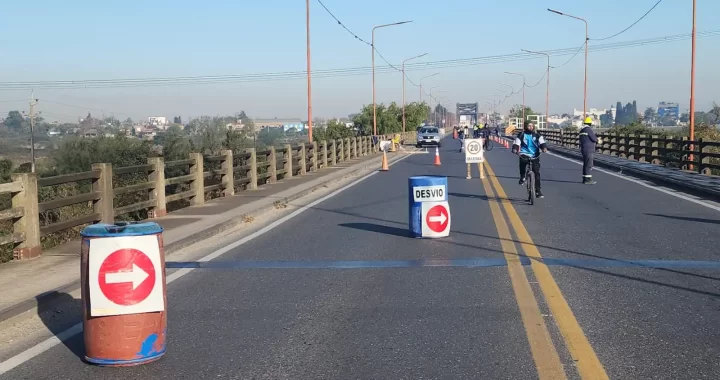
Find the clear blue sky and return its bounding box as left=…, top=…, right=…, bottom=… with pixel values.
left=0, top=0, right=718, bottom=122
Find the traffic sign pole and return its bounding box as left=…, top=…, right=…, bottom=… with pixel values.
left=464, top=138, right=485, bottom=179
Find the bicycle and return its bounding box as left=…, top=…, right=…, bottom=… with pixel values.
left=520, top=154, right=540, bottom=205
left=483, top=137, right=494, bottom=151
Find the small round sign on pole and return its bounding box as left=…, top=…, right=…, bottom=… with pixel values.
left=463, top=138, right=485, bottom=179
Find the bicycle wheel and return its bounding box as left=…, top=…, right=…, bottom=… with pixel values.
left=485, top=139, right=494, bottom=151
left=527, top=171, right=536, bottom=205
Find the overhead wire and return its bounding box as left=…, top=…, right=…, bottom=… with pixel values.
left=316, top=0, right=408, bottom=87
left=0, top=29, right=716, bottom=91
left=591, top=0, right=663, bottom=41
left=550, top=41, right=586, bottom=69
left=40, top=99, right=136, bottom=118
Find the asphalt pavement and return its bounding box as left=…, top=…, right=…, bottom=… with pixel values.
left=2, top=135, right=719, bottom=379
left=484, top=137, right=720, bottom=380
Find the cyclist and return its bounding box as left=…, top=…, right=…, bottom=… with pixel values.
left=481, top=124, right=491, bottom=149
left=458, top=126, right=465, bottom=152
left=511, top=121, right=548, bottom=198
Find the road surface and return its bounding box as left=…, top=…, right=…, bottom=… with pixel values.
left=1, top=136, right=719, bottom=379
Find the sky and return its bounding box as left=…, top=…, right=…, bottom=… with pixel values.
left=0, top=0, right=718, bottom=123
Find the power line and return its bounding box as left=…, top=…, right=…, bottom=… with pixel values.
left=316, top=0, right=372, bottom=46
left=315, top=0, right=402, bottom=75
left=592, top=0, right=663, bottom=41
left=0, top=29, right=716, bottom=91
left=550, top=41, right=586, bottom=69
left=525, top=69, right=549, bottom=88
left=40, top=99, right=136, bottom=118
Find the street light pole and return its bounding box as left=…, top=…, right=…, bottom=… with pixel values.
left=306, top=0, right=313, bottom=142
left=402, top=53, right=428, bottom=132
left=28, top=91, right=38, bottom=173
left=429, top=86, right=442, bottom=125
left=419, top=73, right=439, bottom=104
left=548, top=8, right=588, bottom=118
left=689, top=0, right=697, bottom=153
left=372, top=20, right=412, bottom=136
left=522, top=49, right=551, bottom=128
left=505, top=72, right=526, bottom=122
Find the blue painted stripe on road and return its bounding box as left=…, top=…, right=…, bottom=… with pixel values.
left=166, top=258, right=509, bottom=269
left=166, top=258, right=720, bottom=270
left=518, top=254, right=532, bottom=266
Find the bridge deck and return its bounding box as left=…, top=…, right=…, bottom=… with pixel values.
left=1, top=137, right=719, bottom=379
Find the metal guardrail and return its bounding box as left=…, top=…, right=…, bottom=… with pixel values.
left=513, top=129, right=720, bottom=175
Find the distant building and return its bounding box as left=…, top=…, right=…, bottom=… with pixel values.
left=47, top=128, right=62, bottom=137
left=255, top=118, right=306, bottom=132
left=657, top=102, right=679, bottom=120
left=82, top=128, right=99, bottom=138
left=148, top=117, right=168, bottom=128
left=574, top=107, right=615, bottom=120
left=226, top=121, right=245, bottom=131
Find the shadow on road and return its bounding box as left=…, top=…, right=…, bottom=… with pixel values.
left=645, top=213, right=720, bottom=225
left=338, top=222, right=411, bottom=238
left=567, top=265, right=720, bottom=299
left=448, top=192, right=527, bottom=205
left=319, top=205, right=720, bottom=292
left=37, top=291, right=85, bottom=361
left=490, top=174, right=581, bottom=184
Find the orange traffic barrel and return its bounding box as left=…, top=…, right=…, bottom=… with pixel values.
left=81, top=221, right=167, bottom=366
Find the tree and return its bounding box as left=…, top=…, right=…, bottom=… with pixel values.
left=225, top=129, right=251, bottom=153
left=632, top=101, right=638, bottom=120
left=405, top=102, right=430, bottom=130
left=509, top=104, right=535, bottom=121
left=600, top=110, right=614, bottom=127
left=3, top=111, right=26, bottom=131
left=258, top=127, right=283, bottom=147
left=52, top=135, right=155, bottom=174
left=153, top=125, right=189, bottom=160
left=643, top=107, right=657, bottom=123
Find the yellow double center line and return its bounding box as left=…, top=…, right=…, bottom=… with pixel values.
left=481, top=160, right=609, bottom=380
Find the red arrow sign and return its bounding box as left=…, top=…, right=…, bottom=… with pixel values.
left=425, top=204, right=449, bottom=233
left=98, top=248, right=156, bottom=306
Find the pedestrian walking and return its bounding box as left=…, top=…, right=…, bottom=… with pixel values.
left=579, top=117, right=598, bottom=185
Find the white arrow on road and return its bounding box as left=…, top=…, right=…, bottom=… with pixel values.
left=429, top=212, right=447, bottom=225
left=105, top=264, right=149, bottom=290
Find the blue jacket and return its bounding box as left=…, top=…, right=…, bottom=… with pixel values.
left=512, top=131, right=547, bottom=158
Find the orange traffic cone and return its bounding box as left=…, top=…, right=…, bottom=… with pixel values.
left=380, top=150, right=389, bottom=171
left=434, top=146, right=442, bottom=166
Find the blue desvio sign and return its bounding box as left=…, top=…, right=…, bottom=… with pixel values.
left=408, top=176, right=448, bottom=237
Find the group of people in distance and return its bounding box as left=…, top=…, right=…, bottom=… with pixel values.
left=453, top=117, right=598, bottom=200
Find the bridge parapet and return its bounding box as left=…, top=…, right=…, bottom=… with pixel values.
left=0, top=132, right=416, bottom=261
left=514, top=129, right=720, bottom=176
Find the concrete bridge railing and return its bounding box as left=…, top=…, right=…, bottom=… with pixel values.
left=512, top=129, right=720, bottom=176
left=1, top=132, right=416, bottom=261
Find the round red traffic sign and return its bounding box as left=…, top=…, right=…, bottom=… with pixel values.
left=425, top=205, right=449, bottom=233
left=98, top=248, right=156, bottom=306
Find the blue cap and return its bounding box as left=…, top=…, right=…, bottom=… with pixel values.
left=81, top=222, right=164, bottom=237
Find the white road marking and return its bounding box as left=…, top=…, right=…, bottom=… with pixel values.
left=0, top=154, right=411, bottom=375
left=546, top=152, right=720, bottom=212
